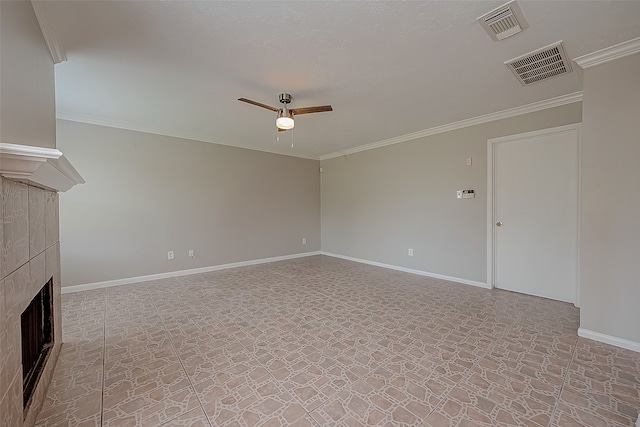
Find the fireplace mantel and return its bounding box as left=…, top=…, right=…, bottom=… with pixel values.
left=0, top=142, right=84, bottom=192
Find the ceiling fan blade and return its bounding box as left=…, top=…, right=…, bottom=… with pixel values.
left=238, top=98, right=279, bottom=112
left=278, top=127, right=287, bottom=132
left=290, top=105, right=333, bottom=115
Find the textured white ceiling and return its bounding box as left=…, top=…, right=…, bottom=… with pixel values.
left=46, top=1, right=640, bottom=159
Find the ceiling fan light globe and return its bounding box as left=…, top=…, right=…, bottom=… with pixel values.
left=276, top=109, right=295, bottom=129
left=276, top=116, right=294, bottom=129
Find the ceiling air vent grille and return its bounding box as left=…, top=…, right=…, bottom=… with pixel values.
left=478, top=1, right=529, bottom=41
left=505, top=41, right=572, bottom=86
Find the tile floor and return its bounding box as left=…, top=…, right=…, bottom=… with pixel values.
left=36, top=256, right=640, bottom=426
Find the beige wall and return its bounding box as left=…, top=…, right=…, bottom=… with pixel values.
left=580, top=52, right=640, bottom=344
left=321, top=103, right=582, bottom=284
left=0, top=1, right=56, bottom=149
left=57, top=120, right=320, bottom=286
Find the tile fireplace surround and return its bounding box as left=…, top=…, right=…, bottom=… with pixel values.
left=1, top=175, right=62, bottom=427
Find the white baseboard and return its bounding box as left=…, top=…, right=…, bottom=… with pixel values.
left=578, top=328, right=640, bottom=353
left=61, top=251, right=322, bottom=294
left=321, top=252, right=489, bottom=289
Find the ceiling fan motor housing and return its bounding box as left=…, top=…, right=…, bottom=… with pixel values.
left=279, top=93, right=292, bottom=104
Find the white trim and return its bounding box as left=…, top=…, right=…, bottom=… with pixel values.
left=574, top=37, right=640, bottom=69
left=0, top=142, right=61, bottom=159
left=58, top=92, right=583, bottom=163
left=30, top=155, right=86, bottom=192
left=0, top=142, right=61, bottom=178
left=61, top=251, right=321, bottom=294
left=56, top=114, right=320, bottom=161
left=486, top=123, right=580, bottom=145
left=486, top=138, right=495, bottom=290
left=321, top=252, right=489, bottom=289
left=578, top=328, right=640, bottom=353
left=487, top=124, right=581, bottom=301
left=0, top=143, right=83, bottom=192
left=575, top=125, right=582, bottom=308
left=30, top=1, right=67, bottom=64
left=320, top=92, right=583, bottom=161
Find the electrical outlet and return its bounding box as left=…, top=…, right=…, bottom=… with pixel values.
left=167, top=251, right=174, bottom=260
left=408, top=248, right=413, bottom=256
left=466, top=157, right=472, bottom=166
left=302, top=238, right=307, bottom=245
left=188, top=249, right=194, bottom=257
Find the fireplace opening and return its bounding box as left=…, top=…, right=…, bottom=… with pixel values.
left=21, top=277, right=54, bottom=409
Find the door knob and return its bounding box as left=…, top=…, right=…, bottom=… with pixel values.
left=496, top=221, right=503, bottom=227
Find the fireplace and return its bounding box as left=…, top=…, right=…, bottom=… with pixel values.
left=21, top=277, right=54, bottom=409
left=0, top=177, right=74, bottom=426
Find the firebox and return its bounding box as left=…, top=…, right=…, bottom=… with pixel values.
left=20, top=277, right=54, bottom=409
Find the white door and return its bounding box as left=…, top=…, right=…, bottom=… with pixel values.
left=489, top=125, right=578, bottom=303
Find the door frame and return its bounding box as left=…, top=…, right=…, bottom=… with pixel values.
left=486, top=123, right=581, bottom=306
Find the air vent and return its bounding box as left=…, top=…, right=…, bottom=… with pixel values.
left=505, top=41, right=573, bottom=86
left=478, top=1, right=529, bottom=41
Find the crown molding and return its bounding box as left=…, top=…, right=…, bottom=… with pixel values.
left=0, top=142, right=84, bottom=192
left=56, top=112, right=321, bottom=160
left=57, top=92, right=583, bottom=163
left=574, top=37, right=640, bottom=69
left=30, top=1, right=67, bottom=64
left=319, top=92, right=583, bottom=161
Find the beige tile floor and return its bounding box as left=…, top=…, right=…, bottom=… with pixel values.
left=36, top=256, right=640, bottom=426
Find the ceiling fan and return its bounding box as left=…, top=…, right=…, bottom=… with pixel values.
left=238, top=93, right=332, bottom=131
